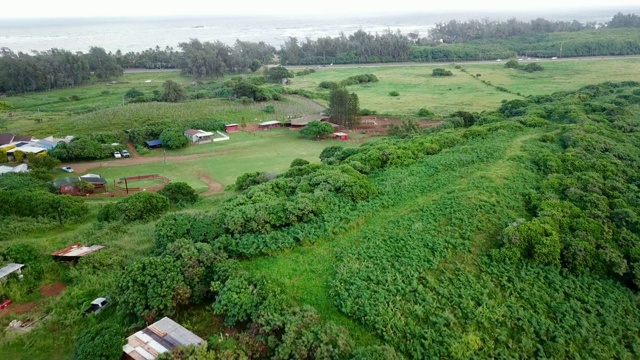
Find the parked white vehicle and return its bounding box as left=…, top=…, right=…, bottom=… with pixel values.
left=114, top=151, right=122, bottom=159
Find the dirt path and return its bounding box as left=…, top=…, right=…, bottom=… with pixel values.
left=62, top=150, right=230, bottom=174
left=125, top=141, right=141, bottom=157
left=198, top=172, right=224, bottom=195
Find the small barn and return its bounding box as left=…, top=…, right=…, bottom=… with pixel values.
left=334, top=132, right=349, bottom=141
left=146, top=139, right=163, bottom=149
left=259, top=120, right=281, bottom=130
left=79, top=174, right=107, bottom=191
left=184, top=129, right=215, bottom=144
left=225, top=124, right=239, bottom=133
left=52, top=243, right=105, bottom=262
left=288, top=114, right=331, bottom=129
left=123, top=317, right=204, bottom=360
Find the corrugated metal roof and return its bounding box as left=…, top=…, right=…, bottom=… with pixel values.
left=145, top=139, right=163, bottom=147
left=184, top=129, right=199, bottom=135
left=123, top=317, right=203, bottom=360
left=52, top=243, right=105, bottom=258
left=259, top=120, right=281, bottom=126
left=0, top=263, right=24, bottom=280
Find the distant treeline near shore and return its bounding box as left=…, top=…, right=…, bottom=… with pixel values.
left=1, top=12, right=639, bottom=94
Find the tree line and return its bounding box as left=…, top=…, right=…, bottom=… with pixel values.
left=2, top=13, right=640, bottom=94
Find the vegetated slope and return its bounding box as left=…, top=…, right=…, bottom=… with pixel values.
left=247, top=82, right=640, bottom=358
left=327, top=82, right=640, bottom=358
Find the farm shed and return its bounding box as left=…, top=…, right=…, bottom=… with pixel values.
left=259, top=120, right=281, bottom=130
left=334, top=132, right=349, bottom=140
left=146, top=139, right=163, bottom=149
left=225, top=123, right=239, bottom=132
left=0, top=263, right=24, bottom=281
left=52, top=243, right=105, bottom=261
left=184, top=129, right=215, bottom=144
left=123, top=317, right=204, bottom=360
left=288, top=114, right=330, bottom=128
left=79, top=174, right=107, bottom=190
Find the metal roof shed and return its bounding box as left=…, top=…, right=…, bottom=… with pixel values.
left=123, top=317, right=204, bottom=360
left=0, top=263, right=25, bottom=281
left=52, top=243, right=105, bottom=261
left=145, top=139, right=163, bottom=149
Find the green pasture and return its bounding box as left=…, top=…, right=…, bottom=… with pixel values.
left=288, top=58, right=640, bottom=116
left=87, top=131, right=353, bottom=193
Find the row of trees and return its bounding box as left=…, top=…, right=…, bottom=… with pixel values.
left=0, top=46, right=122, bottom=93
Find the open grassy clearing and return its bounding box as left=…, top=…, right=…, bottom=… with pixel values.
left=85, top=131, right=354, bottom=192
left=288, top=58, right=640, bottom=116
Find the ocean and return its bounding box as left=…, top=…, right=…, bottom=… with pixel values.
left=0, top=8, right=636, bottom=54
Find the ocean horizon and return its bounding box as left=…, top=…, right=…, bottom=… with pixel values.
left=1, top=7, right=638, bottom=54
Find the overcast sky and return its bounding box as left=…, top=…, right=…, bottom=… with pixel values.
left=3, top=0, right=639, bottom=18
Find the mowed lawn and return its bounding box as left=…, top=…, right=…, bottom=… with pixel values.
left=87, top=131, right=353, bottom=192
left=289, top=58, right=640, bottom=116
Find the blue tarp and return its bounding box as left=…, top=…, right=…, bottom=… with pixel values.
left=145, top=139, right=163, bottom=148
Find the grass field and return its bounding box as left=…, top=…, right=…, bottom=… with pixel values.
left=87, top=131, right=354, bottom=193
left=287, top=58, right=640, bottom=116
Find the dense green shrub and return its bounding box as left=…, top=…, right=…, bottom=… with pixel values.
left=290, top=158, right=310, bottom=167
left=522, top=62, right=544, bottom=72
left=318, top=81, right=339, bottom=89
left=158, top=182, right=198, bottom=206
left=154, top=212, right=222, bottom=252
left=160, top=128, right=190, bottom=150
left=0, top=190, right=87, bottom=224
left=432, top=68, right=453, bottom=76
left=389, top=91, right=399, bottom=96
left=235, top=171, right=274, bottom=191
left=98, top=192, right=170, bottom=223
left=117, top=256, right=188, bottom=319
left=417, top=108, right=434, bottom=117
left=73, top=322, right=124, bottom=360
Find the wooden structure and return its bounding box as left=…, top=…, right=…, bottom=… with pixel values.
left=123, top=317, right=204, bottom=360
left=258, top=120, right=281, bottom=130
left=225, top=124, right=239, bottom=133
left=184, top=129, right=215, bottom=144
left=334, top=132, right=349, bottom=140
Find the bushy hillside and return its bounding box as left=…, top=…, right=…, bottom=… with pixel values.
left=2, top=81, right=640, bottom=359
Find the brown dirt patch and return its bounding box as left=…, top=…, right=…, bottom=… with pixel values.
left=0, top=302, right=37, bottom=317
left=198, top=172, right=224, bottom=195
left=125, top=140, right=141, bottom=157
left=39, top=282, right=67, bottom=297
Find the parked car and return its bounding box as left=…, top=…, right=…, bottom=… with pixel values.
left=84, top=297, right=110, bottom=315
left=114, top=151, right=122, bottom=159
left=121, top=150, right=130, bottom=158
left=61, top=166, right=74, bottom=173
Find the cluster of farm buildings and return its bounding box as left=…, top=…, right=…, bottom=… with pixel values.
left=1, top=243, right=203, bottom=360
